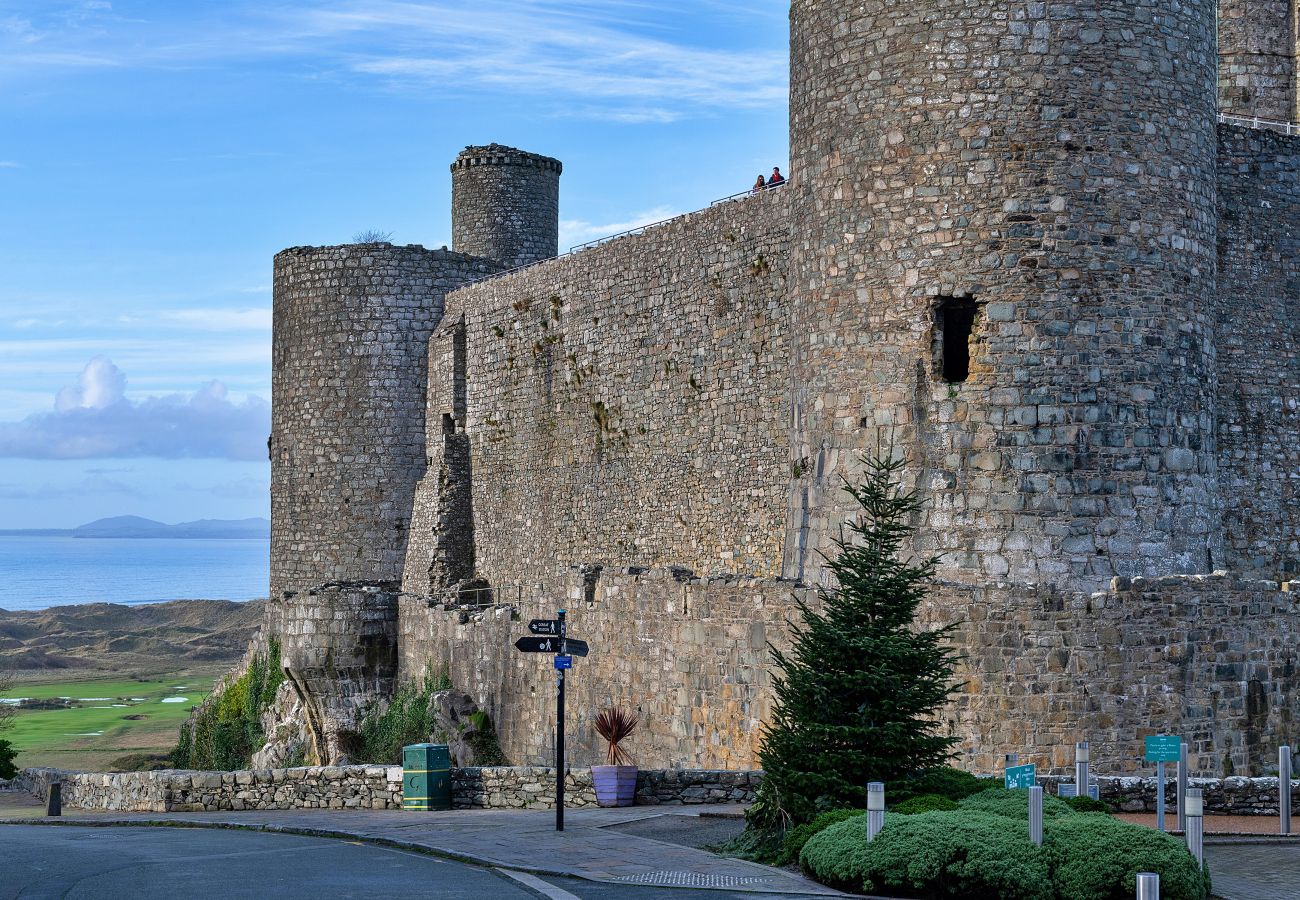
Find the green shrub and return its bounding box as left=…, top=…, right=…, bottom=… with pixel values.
left=801, top=811, right=1054, bottom=899
left=0, top=738, right=17, bottom=780
left=356, top=676, right=438, bottom=765
left=888, top=766, right=996, bottom=805
left=892, top=793, right=959, bottom=814
left=1044, top=815, right=1209, bottom=900
left=108, top=752, right=173, bottom=772
left=959, top=787, right=1075, bottom=821
left=1062, top=794, right=1112, bottom=814
left=173, top=638, right=286, bottom=771
left=777, top=808, right=865, bottom=866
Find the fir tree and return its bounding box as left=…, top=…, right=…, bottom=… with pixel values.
left=756, top=453, right=962, bottom=825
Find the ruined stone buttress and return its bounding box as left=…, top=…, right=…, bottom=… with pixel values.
left=265, top=2, right=1300, bottom=777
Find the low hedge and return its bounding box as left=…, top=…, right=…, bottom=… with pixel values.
left=777, top=808, right=865, bottom=866
left=958, top=787, right=1076, bottom=821
left=801, top=805, right=1210, bottom=900
left=892, top=793, right=959, bottom=815
left=887, top=766, right=996, bottom=805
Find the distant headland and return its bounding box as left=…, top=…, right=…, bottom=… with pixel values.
left=0, top=516, right=271, bottom=540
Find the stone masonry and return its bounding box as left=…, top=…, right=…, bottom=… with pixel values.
left=266, top=3, right=1300, bottom=780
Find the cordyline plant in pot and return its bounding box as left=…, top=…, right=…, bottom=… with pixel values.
left=592, top=708, right=638, bottom=807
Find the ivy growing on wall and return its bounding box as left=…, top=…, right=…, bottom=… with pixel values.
left=173, top=639, right=286, bottom=771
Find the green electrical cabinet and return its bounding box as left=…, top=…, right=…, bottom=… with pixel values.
left=402, top=743, right=451, bottom=811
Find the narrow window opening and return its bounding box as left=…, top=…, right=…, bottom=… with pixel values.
left=441, top=413, right=456, bottom=435
left=937, top=297, right=979, bottom=384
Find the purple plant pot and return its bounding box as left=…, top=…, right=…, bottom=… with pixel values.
left=591, top=765, right=638, bottom=808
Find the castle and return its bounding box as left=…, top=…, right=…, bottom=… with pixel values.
left=264, top=1, right=1299, bottom=777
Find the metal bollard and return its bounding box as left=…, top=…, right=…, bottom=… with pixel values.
left=1281, top=745, right=1292, bottom=836
left=866, top=782, right=885, bottom=842
left=45, top=781, right=62, bottom=817
left=1185, top=788, right=1204, bottom=868
left=1135, top=872, right=1160, bottom=900
left=1176, top=741, right=1188, bottom=833
left=1029, top=785, right=1043, bottom=847
left=1075, top=741, right=1090, bottom=800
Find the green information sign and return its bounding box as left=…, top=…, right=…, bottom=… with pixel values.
left=1145, top=735, right=1182, bottom=762
left=1005, top=763, right=1037, bottom=790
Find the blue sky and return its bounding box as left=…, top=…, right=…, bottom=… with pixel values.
left=0, top=0, right=789, bottom=528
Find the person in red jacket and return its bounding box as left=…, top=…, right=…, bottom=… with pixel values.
left=767, top=166, right=786, bottom=187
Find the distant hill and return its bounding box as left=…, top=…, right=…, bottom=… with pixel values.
left=0, top=517, right=270, bottom=540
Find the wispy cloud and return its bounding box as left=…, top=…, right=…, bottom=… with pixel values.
left=560, top=205, right=682, bottom=250
left=0, top=161, right=19, bottom=169
left=0, top=1, right=787, bottom=120
left=0, top=473, right=145, bottom=500
left=0, top=357, right=270, bottom=460
left=120, top=307, right=272, bottom=331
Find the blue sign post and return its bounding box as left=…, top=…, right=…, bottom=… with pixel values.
left=1146, top=735, right=1182, bottom=832
left=1005, top=763, right=1037, bottom=790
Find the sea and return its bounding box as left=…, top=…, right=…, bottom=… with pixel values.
left=0, top=536, right=269, bottom=611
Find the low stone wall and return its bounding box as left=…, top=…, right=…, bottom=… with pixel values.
left=452, top=767, right=760, bottom=810
left=1039, top=774, right=1300, bottom=815
left=14, top=766, right=758, bottom=813
left=15, top=765, right=403, bottom=812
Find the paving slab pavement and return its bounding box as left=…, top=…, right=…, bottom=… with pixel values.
left=0, top=800, right=843, bottom=896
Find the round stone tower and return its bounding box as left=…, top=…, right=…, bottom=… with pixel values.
left=1217, top=0, right=1298, bottom=121
left=784, top=0, right=1221, bottom=590
left=451, top=144, right=562, bottom=269
left=269, top=243, right=498, bottom=604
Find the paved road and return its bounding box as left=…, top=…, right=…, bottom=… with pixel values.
left=1205, top=843, right=1300, bottom=900
left=0, top=826, right=829, bottom=900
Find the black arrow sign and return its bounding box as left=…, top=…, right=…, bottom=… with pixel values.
left=513, top=636, right=591, bottom=657
left=515, top=636, right=561, bottom=653
left=529, top=619, right=560, bottom=635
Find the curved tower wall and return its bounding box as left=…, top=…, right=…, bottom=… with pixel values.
left=270, top=244, right=499, bottom=604
left=451, top=144, right=562, bottom=269
left=786, top=0, right=1221, bottom=591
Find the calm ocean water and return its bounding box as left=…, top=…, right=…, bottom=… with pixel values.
left=0, top=536, right=269, bottom=611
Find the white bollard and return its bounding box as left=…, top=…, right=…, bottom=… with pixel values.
left=1281, top=745, right=1293, bottom=836
left=867, top=782, right=885, bottom=842
left=1135, top=872, right=1160, bottom=900
left=1075, top=741, right=1090, bottom=800
left=1185, top=788, right=1204, bottom=868
left=1029, top=785, right=1043, bottom=847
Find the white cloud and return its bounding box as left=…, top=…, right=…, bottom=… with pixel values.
left=118, top=307, right=272, bottom=331
left=0, top=1, right=788, bottom=119
left=0, top=161, right=19, bottom=168
left=0, top=357, right=270, bottom=460
left=560, top=205, right=682, bottom=250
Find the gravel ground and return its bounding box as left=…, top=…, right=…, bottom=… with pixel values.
left=1116, top=812, right=1296, bottom=835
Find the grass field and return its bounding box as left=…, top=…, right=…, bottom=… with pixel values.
left=1, top=671, right=223, bottom=772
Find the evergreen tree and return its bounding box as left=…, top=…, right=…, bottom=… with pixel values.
left=756, top=453, right=962, bottom=825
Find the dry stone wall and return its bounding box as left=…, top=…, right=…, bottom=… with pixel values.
left=13, top=766, right=756, bottom=813
left=1215, top=125, right=1300, bottom=578
left=1036, top=774, right=1300, bottom=815
left=786, top=0, right=1222, bottom=593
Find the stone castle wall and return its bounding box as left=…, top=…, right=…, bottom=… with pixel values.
left=1215, top=125, right=1300, bottom=578
left=401, top=568, right=1297, bottom=777
left=786, top=0, right=1222, bottom=593
left=270, top=245, right=501, bottom=604
left=403, top=187, right=793, bottom=601
left=1218, top=0, right=1298, bottom=121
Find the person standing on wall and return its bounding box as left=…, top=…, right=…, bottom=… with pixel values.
left=767, top=167, right=786, bottom=187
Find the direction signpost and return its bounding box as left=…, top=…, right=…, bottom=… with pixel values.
left=513, top=609, right=592, bottom=832
left=1146, top=735, right=1182, bottom=832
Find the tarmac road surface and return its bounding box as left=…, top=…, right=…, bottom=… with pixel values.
left=0, top=825, right=831, bottom=900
